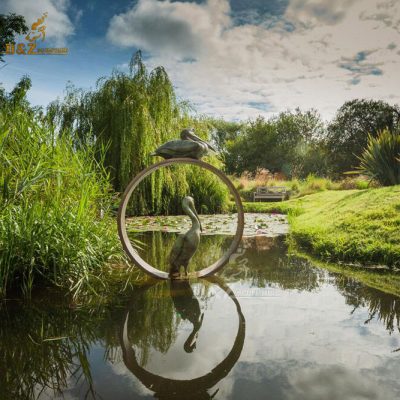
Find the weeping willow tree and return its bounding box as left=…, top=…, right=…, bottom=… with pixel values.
left=49, top=51, right=229, bottom=215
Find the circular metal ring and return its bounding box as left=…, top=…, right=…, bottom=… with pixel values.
left=117, top=158, right=244, bottom=279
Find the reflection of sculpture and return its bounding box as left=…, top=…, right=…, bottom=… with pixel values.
left=120, top=278, right=245, bottom=400
left=169, top=196, right=202, bottom=278
left=151, top=128, right=216, bottom=160
left=170, top=280, right=204, bottom=353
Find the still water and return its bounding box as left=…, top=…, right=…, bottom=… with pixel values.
left=1, top=233, right=399, bottom=399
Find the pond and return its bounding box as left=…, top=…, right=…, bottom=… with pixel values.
left=1, top=232, right=399, bottom=399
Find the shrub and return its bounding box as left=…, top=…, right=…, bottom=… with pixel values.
left=357, top=129, right=400, bottom=186
left=290, top=179, right=300, bottom=193
left=305, top=174, right=331, bottom=192
left=355, top=179, right=370, bottom=190
left=337, top=176, right=376, bottom=190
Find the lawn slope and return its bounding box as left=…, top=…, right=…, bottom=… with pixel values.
left=244, top=186, right=400, bottom=267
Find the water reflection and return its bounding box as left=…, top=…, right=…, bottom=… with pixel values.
left=0, top=233, right=399, bottom=399
left=120, top=278, right=245, bottom=399
left=334, top=276, right=400, bottom=334
left=170, top=280, right=204, bottom=353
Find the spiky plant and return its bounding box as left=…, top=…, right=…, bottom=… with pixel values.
left=357, top=129, right=400, bottom=186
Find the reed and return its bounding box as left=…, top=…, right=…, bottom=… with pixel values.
left=0, top=104, right=124, bottom=297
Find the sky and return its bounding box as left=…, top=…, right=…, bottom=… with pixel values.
left=0, top=0, right=399, bottom=121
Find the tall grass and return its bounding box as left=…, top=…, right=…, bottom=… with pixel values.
left=0, top=105, right=123, bottom=297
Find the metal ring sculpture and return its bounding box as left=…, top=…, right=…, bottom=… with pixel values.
left=120, top=277, right=246, bottom=398
left=117, top=158, right=245, bottom=279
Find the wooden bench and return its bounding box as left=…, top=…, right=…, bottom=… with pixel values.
left=253, top=186, right=289, bottom=202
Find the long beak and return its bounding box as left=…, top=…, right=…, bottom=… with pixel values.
left=186, top=131, right=204, bottom=143
left=187, top=132, right=217, bottom=152
left=191, top=203, right=203, bottom=232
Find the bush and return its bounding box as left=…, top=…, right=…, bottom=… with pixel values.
left=357, top=129, right=400, bottom=186
left=0, top=106, right=123, bottom=297
left=337, top=176, right=377, bottom=190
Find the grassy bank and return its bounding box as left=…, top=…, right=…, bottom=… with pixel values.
left=244, top=186, right=400, bottom=267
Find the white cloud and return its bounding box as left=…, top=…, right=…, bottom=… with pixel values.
left=107, top=0, right=230, bottom=58
left=0, top=0, right=74, bottom=46
left=285, top=0, right=360, bottom=26
left=110, top=0, right=400, bottom=121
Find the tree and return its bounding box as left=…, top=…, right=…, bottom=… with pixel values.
left=0, top=75, right=32, bottom=111
left=49, top=51, right=229, bottom=215
left=209, top=119, right=243, bottom=153
left=273, top=108, right=325, bottom=177
left=224, top=109, right=326, bottom=178
left=0, top=13, right=28, bottom=62
left=326, top=99, right=400, bottom=175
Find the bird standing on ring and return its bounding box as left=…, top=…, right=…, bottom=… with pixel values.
left=169, top=196, right=202, bottom=278
left=151, top=128, right=217, bottom=160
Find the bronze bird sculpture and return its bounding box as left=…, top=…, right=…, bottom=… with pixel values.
left=169, top=196, right=202, bottom=278
left=151, top=128, right=217, bottom=160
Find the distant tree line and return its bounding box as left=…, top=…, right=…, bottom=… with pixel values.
left=212, top=99, right=400, bottom=180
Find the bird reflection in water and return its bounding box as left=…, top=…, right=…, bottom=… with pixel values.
left=170, top=279, right=204, bottom=353
left=120, top=278, right=245, bottom=400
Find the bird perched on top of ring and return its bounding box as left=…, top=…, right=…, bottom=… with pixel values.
left=151, top=128, right=217, bottom=160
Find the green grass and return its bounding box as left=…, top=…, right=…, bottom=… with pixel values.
left=244, top=186, right=400, bottom=267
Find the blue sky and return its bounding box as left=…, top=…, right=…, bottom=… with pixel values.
left=1, top=0, right=399, bottom=120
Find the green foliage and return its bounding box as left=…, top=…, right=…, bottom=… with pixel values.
left=244, top=186, right=400, bottom=267
left=0, top=98, right=124, bottom=298
left=0, top=75, right=32, bottom=110
left=49, top=52, right=229, bottom=215
left=0, top=12, right=28, bottom=62
left=223, top=99, right=400, bottom=180
left=356, top=129, right=400, bottom=186
left=208, top=118, right=243, bottom=157
left=225, top=109, right=327, bottom=178
left=326, top=99, right=400, bottom=174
